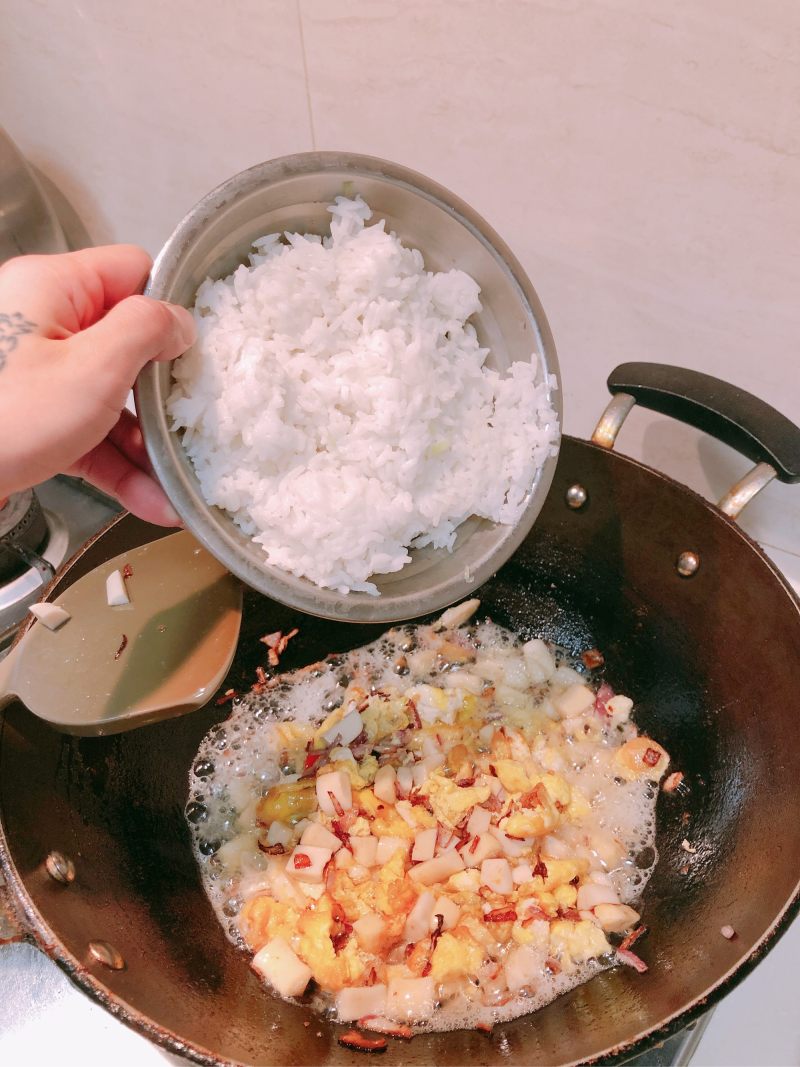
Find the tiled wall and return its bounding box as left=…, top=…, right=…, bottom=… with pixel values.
left=3, top=0, right=798, bottom=565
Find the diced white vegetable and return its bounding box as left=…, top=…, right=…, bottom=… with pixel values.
left=28, top=602, right=71, bottom=631
left=301, top=822, right=342, bottom=852
left=373, top=765, right=397, bottom=804
left=481, top=857, right=513, bottom=895
left=316, top=770, right=352, bottom=815
left=442, top=671, right=484, bottom=694
left=505, top=943, right=545, bottom=992
left=264, top=858, right=306, bottom=906
left=438, top=598, right=480, bottom=629
left=522, top=638, right=555, bottom=684
left=350, top=835, right=378, bottom=867
left=499, top=658, right=531, bottom=691
left=588, top=870, right=615, bottom=886
left=467, top=806, right=492, bottom=837
left=408, top=849, right=465, bottom=885
left=477, top=724, right=495, bottom=747
left=421, top=734, right=442, bottom=759
left=105, top=569, right=130, bottom=607
left=403, top=890, right=435, bottom=942
left=552, top=665, right=584, bottom=688
left=512, top=862, right=534, bottom=885
left=349, top=864, right=371, bottom=884
left=216, top=834, right=256, bottom=870
left=286, top=844, right=332, bottom=883
left=266, top=821, right=294, bottom=847
left=483, top=774, right=503, bottom=796
left=541, top=834, right=571, bottom=859
left=459, top=833, right=502, bottom=868
left=412, top=762, right=429, bottom=790
left=536, top=745, right=566, bottom=772
left=386, top=977, right=436, bottom=1022
left=577, top=882, right=620, bottom=910
left=412, top=827, right=438, bottom=863
left=395, top=800, right=418, bottom=828
left=588, top=831, right=626, bottom=870
left=375, top=835, right=410, bottom=865
left=322, top=709, right=363, bottom=746
left=335, top=846, right=354, bottom=869
left=606, top=695, right=634, bottom=723
left=431, top=896, right=461, bottom=931
left=330, top=746, right=356, bottom=763
left=490, top=826, right=533, bottom=859
left=406, top=649, right=436, bottom=676
left=395, top=765, right=414, bottom=796
left=579, top=909, right=601, bottom=925
left=297, top=881, right=325, bottom=900
left=251, top=937, right=312, bottom=997
left=353, top=912, right=387, bottom=953
left=238, top=869, right=272, bottom=902
left=449, top=868, right=481, bottom=893
left=594, top=902, right=640, bottom=933
left=336, top=984, right=388, bottom=1022
left=553, top=683, right=595, bottom=719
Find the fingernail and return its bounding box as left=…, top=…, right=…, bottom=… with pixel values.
left=167, top=303, right=197, bottom=348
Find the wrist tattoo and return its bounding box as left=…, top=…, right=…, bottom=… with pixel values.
left=0, top=312, right=36, bottom=371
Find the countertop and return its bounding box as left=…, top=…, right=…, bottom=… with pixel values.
left=1, top=1, right=799, bottom=1063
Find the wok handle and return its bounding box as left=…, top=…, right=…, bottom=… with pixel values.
left=593, top=363, right=800, bottom=518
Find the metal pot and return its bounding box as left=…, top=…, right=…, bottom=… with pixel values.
left=1, top=363, right=799, bottom=1065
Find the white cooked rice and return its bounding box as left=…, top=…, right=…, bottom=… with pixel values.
left=167, top=197, right=558, bottom=595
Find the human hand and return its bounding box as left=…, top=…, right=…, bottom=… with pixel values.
left=0, top=245, right=195, bottom=524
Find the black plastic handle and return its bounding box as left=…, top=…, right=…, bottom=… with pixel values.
left=607, top=363, right=800, bottom=484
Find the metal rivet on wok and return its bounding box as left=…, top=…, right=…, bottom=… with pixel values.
left=45, top=851, right=75, bottom=885
left=566, top=484, right=588, bottom=509
left=676, top=551, right=700, bottom=577
left=88, top=940, right=126, bottom=971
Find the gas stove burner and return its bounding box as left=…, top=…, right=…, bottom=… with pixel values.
left=0, top=490, right=50, bottom=582
left=0, top=505, right=70, bottom=650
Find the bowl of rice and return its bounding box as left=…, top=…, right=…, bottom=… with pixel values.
left=136, top=152, right=561, bottom=623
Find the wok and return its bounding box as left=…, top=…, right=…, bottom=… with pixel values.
left=2, top=362, right=800, bottom=1066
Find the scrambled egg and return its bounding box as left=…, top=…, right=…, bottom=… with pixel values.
left=419, top=771, right=490, bottom=828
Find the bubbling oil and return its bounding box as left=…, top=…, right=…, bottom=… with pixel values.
left=187, top=621, right=661, bottom=1031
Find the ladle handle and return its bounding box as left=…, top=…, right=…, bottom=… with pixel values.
left=602, top=362, right=800, bottom=484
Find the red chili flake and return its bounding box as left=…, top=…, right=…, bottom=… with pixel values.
left=476, top=1022, right=493, bottom=1034
left=420, top=961, right=432, bottom=977
left=520, top=783, right=548, bottom=809
left=483, top=793, right=503, bottom=813
left=331, top=926, right=352, bottom=953
left=545, top=957, right=561, bottom=975
left=293, top=852, right=312, bottom=869
left=257, top=841, right=286, bottom=855
left=663, top=771, right=684, bottom=792
left=365, top=968, right=378, bottom=987
left=337, top=1030, right=388, bottom=1053
left=643, top=747, right=661, bottom=767
left=255, top=665, right=268, bottom=685
left=532, top=859, right=548, bottom=879
left=429, top=912, right=445, bottom=959
left=324, top=858, right=337, bottom=894
left=521, top=908, right=548, bottom=926
left=555, top=800, right=567, bottom=813
left=259, top=627, right=299, bottom=667
left=304, top=752, right=323, bottom=770
left=619, top=925, right=647, bottom=953
left=113, top=634, right=128, bottom=660
left=408, top=792, right=433, bottom=813
left=331, top=820, right=351, bottom=848
left=488, top=763, right=497, bottom=777
left=122, top=563, right=133, bottom=580
left=406, top=700, right=422, bottom=730
left=468, top=835, right=480, bottom=854
left=331, top=900, right=347, bottom=923
left=483, top=907, right=517, bottom=923
left=328, top=791, right=346, bottom=818
left=581, top=648, right=604, bottom=669
left=559, top=907, right=581, bottom=921
left=215, top=688, right=239, bottom=705
left=594, top=681, right=615, bottom=715
left=455, top=777, right=476, bottom=788
left=617, top=947, right=648, bottom=973
left=569, top=875, right=580, bottom=886
left=404, top=942, right=415, bottom=960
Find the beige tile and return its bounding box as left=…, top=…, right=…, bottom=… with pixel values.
left=300, top=0, right=800, bottom=552
left=1, top=0, right=313, bottom=253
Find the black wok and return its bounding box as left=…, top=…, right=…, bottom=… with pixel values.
left=2, top=363, right=800, bottom=1065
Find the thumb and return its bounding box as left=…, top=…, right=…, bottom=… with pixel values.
left=66, top=294, right=196, bottom=400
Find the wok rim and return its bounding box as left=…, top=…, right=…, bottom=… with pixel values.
left=2, top=437, right=799, bottom=1066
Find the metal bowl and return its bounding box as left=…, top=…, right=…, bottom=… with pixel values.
left=136, top=152, right=561, bottom=623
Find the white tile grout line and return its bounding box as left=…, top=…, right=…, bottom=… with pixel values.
left=295, top=0, right=317, bottom=150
